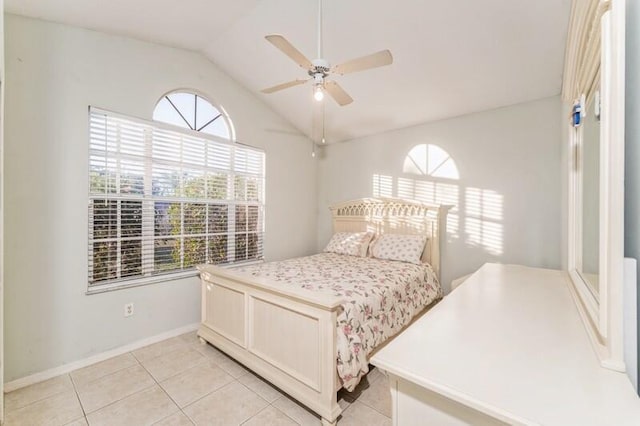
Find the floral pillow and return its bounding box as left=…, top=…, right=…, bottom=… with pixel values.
left=324, top=232, right=374, bottom=257
left=370, top=233, right=428, bottom=264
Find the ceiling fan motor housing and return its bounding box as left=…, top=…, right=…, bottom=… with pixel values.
left=309, top=58, right=330, bottom=79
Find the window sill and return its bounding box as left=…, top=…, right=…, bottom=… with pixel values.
left=85, top=260, right=265, bottom=295
left=86, top=270, right=199, bottom=295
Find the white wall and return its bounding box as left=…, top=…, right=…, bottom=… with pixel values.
left=0, top=0, right=5, bottom=417
left=561, top=101, right=570, bottom=271
left=3, top=15, right=317, bottom=382
left=317, top=96, right=563, bottom=292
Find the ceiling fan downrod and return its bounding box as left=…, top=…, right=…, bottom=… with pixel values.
left=310, top=0, right=328, bottom=90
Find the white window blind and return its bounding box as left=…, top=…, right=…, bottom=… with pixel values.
left=88, top=107, right=264, bottom=288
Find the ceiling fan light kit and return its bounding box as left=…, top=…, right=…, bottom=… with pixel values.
left=261, top=0, right=393, bottom=107
left=313, top=85, right=324, bottom=101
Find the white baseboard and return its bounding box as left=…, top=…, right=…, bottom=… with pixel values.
left=4, top=322, right=200, bottom=393
left=450, top=273, right=472, bottom=292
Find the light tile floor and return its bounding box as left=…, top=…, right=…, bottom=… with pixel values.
left=4, top=331, right=392, bottom=425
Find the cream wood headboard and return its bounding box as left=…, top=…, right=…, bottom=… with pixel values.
left=329, top=198, right=451, bottom=281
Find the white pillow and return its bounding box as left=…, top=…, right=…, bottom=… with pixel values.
left=370, top=233, right=428, bottom=264
left=324, top=232, right=374, bottom=257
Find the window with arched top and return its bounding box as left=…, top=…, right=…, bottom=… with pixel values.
left=394, top=143, right=461, bottom=238
left=153, top=91, right=231, bottom=139
left=403, top=144, right=459, bottom=180
left=87, top=92, right=263, bottom=292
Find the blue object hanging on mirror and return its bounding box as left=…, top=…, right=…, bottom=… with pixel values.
left=572, top=94, right=586, bottom=127
left=573, top=100, right=582, bottom=127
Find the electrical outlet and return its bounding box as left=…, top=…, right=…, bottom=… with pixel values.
left=124, top=303, right=134, bottom=317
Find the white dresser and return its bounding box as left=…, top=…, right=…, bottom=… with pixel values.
left=371, top=263, right=640, bottom=425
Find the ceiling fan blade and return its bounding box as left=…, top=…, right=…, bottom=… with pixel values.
left=324, top=81, right=353, bottom=106
left=261, top=79, right=309, bottom=94
left=332, top=50, right=393, bottom=75
left=265, top=35, right=313, bottom=70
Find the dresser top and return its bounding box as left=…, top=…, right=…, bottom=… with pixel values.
left=371, top=263, right=640, bottom=425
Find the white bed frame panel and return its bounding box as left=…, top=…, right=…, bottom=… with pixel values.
left=197, top=198, right=449, bottom=425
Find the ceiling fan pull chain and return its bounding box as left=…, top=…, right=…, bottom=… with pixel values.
left=322, top=102, right=326, bottom=144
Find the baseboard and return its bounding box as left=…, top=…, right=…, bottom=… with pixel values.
left=4, top=322, right=199, bottom=393
left=450, top=273, right=473, bottom=292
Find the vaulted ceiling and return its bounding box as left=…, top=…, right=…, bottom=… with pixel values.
left=6, top=0, right=571, bottom=142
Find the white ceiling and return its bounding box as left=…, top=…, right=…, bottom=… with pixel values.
left=6, top=0, right=571, bottom=143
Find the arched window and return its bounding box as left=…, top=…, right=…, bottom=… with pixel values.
left=396, top=144, right=462, bottom=242
left=153, top=91, right=232, bottom=139
left=403, top=144, right=459, bottom=179
left=87, top=92, right=263, bottom=291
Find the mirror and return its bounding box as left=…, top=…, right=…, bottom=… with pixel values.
left=578, top=88, right=601, bottom=297
left=565, top=0, right=626, bottom=369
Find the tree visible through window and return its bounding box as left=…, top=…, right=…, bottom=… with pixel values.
left=88, top=93, right=263, bottom=288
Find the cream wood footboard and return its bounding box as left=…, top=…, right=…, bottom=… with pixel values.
left=197, top=264, right=345, bottom=425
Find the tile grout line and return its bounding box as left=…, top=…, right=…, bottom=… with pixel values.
left=56, top=352, right=147, bottom=423
left=239, top=366, right=348, bottom=425
left=134, top=351, right=188, bottom=425
left=6, top=333, right=391, bottom=426
left=263, top=387, right=306, bottom=426
left=171, top=363, right=235, bottom=419
left=130, top=346, right=183, bottom=365
left=4, top=335, right=222, bottom=425
left=268, top=401, right=305, bottom=426
left=179, top=378, right=238, bottom=411
left=4, top=379, right=88, bottom=426
left=185, top=346, right=308, bottom=426
left=95, top=340, right=287, bottom=425
left=180, top=379, right=242, bottom=425
left=138, top=341, right=256, bottom=425
left=3, top=375, right=74, bottom=415
left=177, top=406, right=196, bottom=426
left=70, top=354, right=140, bottom=393
left=84, top=382, right=158, bottom=420
left=75, top=360, right=157, bottom=417
left=87, top=337, right=197, bottom=425
left=80, top=355, right=157, bottom=421
left=7, top=368, right=148, bottom=422
left=238, top=402, right=301, bottom=426
left=357, top=399, right=391, bottom=419
left=135, top=342, right=212, bottom=385
left=230, top=381, right=276, bottom=426
left=130, top=337, right=191, bottom=365
left=68, top=372, right=88, bottom=422
left=179, top=377, right=274, bottom=425
left=354, top=369, right=392, bottom=420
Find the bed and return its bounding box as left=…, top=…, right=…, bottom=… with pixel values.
left=196, top=198, right=450, bottom=425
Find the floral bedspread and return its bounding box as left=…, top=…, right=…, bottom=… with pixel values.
left=236, top=253, right=441, bottom=391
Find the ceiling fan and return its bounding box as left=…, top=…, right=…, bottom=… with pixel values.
left=261, top=0, right=393, bottom=106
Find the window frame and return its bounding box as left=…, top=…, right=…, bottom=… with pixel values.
left=87, top=106, right=264, bottom=294
left=152, top=90, right=235, bottom=140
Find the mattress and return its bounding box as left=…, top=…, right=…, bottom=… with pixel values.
left=236, top=252, right=441, bottom=391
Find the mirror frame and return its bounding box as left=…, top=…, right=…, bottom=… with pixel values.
left=572, top=88, right=601, bottom=308
left=565, top=0, right=625, bottom=371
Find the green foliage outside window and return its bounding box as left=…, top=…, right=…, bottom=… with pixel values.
left=91, top=172, right=262, bottom=283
